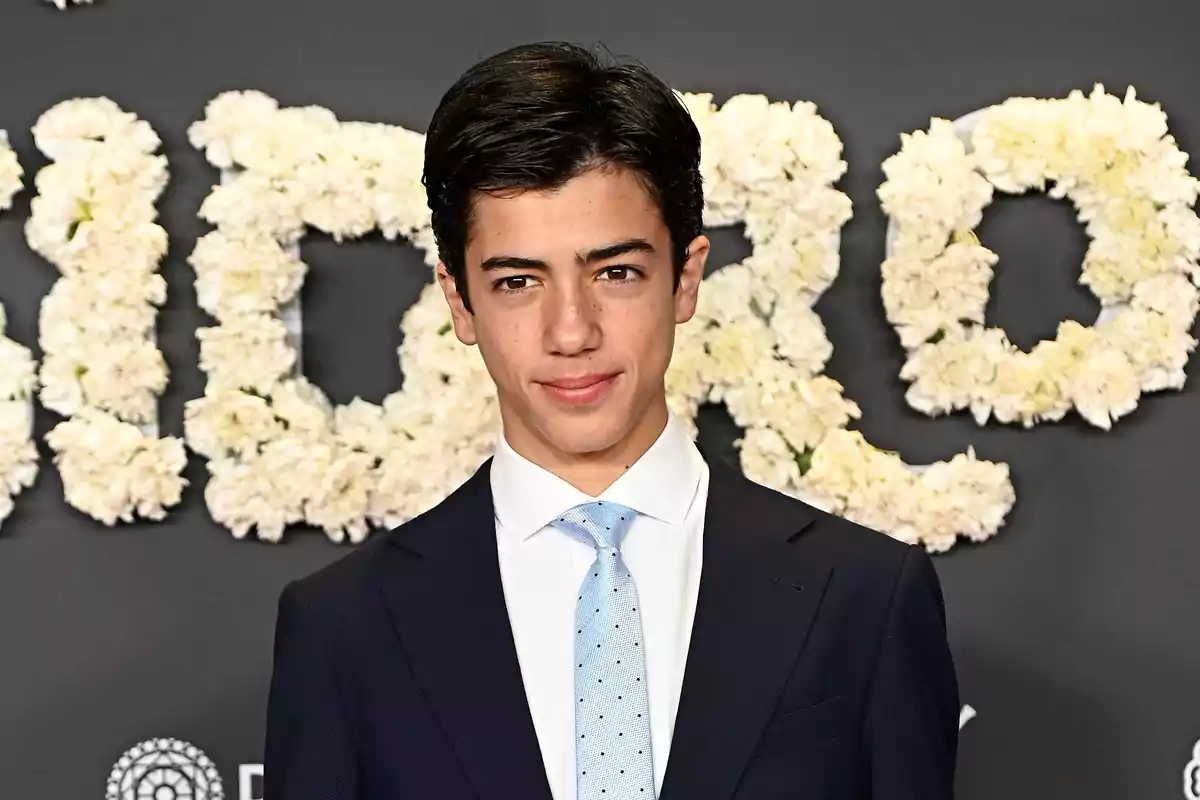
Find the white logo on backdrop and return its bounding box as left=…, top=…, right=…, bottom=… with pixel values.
left=107, top=738, right=225, bottom=800
left=1184, top=739, right=1200, bottom=800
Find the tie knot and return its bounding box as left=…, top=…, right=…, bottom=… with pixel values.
left=551, top=501, right=637, bottom=551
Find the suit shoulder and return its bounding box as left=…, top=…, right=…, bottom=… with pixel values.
left=729, top=465, right=916, bottom=573
left=278, top=499, right=448, bottom=610
left=279, top=461, right=491, bottom=613
left=803, top=505, right=916, bottom=572
left=745, top=477, right=937, bottom=623
left=280, top=533, right=389, bottom=610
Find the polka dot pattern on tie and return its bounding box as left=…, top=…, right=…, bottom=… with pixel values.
left=552, top=501, right=655, bottom=800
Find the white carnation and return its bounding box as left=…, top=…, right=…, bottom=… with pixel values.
left=198, top=314, right=296, bottom=394
left=189, top=231, right=307, bottom=320
left=0, top=132, right=22, bottom=211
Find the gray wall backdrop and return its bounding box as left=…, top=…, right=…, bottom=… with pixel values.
left=1, top=1, right=1197, bottom=798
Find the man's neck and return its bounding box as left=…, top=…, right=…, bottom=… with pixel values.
left=503, top=401, right=669, bottom=496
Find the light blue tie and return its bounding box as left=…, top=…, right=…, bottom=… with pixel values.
left=552, top=501, right=655, bottom=800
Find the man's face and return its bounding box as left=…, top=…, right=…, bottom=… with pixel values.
left=437, top=165, right=708, bottom=463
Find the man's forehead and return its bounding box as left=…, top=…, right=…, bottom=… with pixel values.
left=466, top=181, right=665, bottom=260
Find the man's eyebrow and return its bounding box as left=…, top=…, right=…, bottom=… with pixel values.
left=479, top=238, right=655, bottom=272
left=578, top=238, right=655, bottom=264
left=479, top=255, right=547, bottom=272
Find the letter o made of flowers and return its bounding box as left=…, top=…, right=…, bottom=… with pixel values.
left=879, top=85, right=1200, bottom=430
left=184, top=91, right=450, bottom=544
left=185, top=90, right=1013, bottom=552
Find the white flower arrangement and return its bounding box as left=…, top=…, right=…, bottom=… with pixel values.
left=0, top=303, right=38, bottom=527
left=0, top=303, right=39, bottom=529
left=185, top=89, right=1014, bottom=552
left=0, top=136, right=40, bottom=528
left=26, top=98, right=187, bottom=525
left=880, top=85, right=1200, bottom=429
left=0, top=132, right=21, bottom=212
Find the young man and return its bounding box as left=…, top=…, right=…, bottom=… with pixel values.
left=264, top=42, right=960, bottom=800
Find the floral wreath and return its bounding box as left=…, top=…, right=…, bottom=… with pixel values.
left=879, top=84, right=1200, bottom=429
left=25, top=98, right=187, bottom=525
left=0, top=131, right=40, bottom=529
left=184, top=89, right=1014, bottom=552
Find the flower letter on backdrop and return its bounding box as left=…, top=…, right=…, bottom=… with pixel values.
left=0, top=131, right=39, bottom=529
left=26, top=99, right=187, bottom=525
left=672, top=94, right=1013, bottom=550
left=0, top=132, right=21, bottom=212
left=879, top=85, right=1200, bottom=429
left=185, top=90, right=1013, bottom=552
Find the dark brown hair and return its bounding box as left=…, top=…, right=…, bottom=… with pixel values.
left=422, top=41, right=703, bottom=310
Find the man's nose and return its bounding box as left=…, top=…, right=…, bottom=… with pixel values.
left=545, top=284, right=601, bottom=356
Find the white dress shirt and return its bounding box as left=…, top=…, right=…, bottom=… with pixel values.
left=491, top=410, right=709, bottom=800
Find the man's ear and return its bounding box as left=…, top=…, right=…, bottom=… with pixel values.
left=674, top=234, right=710, bottom=324
left=435, top=261, right=478, bottom=346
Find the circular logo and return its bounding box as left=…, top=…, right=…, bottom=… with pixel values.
left=106, top=738, right=225, bottom=800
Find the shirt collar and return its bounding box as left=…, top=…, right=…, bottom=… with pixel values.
left=490, top=410, right=706, bottom=544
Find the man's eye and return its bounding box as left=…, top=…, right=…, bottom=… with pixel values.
left=599, top=266, right=637, bottom=281
left=496, top=275, right=532, bottom=293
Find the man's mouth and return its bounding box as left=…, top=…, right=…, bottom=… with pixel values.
left=538, top=373, right=621, bottom=406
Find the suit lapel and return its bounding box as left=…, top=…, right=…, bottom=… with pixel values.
left=377, top=459, right=553, bottom=800
left=659, top=460, right=831, bottom=800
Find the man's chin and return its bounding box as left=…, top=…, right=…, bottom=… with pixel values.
left=534, top=415, right=633, bottom=458
left=545, top=428, right=625, bottom=458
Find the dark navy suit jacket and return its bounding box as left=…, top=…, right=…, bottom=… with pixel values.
left=264, top=456, right=960, bottom=799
